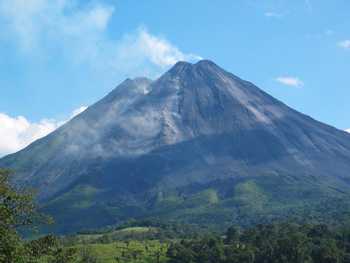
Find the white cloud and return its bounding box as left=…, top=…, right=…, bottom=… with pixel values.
left=264, top=12, right=283, bottom=18
left=0, top=1, right=201, bottom=157
left=346, top=129, right=350, bottom=133
left=305, top=0, right=313, bottom=12
left=137, top=28, right=202, bottom=67
left=0, top=0, right=200, bottom=75
left=275, top=76, right=304, bottom=88
left=307, top=29, right=334, bottom=39
left=338, top=40, right=350, bottom=50
left=71, top=106, right=88, bottom=118
left=325, top=29, right=334, bottom=36
left=0, top=106, right=87, bottom=157
left=0, top=0, right=114, bottom=50
left=116, top=28, right=202, bottom=68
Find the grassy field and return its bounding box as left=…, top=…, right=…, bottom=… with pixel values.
left=37, top=239, right=168, bottom=263
left=64, top=227, right=168, bottom=262
left=77, top=240, right=168, bottom=263
left=72, top=226, right=159, bottom=243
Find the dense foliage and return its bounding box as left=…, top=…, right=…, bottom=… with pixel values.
left=0, top=169, right=78, bottom=262
left=167, top=223, right=350, bottom=263
left=0, top=168, right=38, bottom=262
left=71, top=219, right=208, bottom=243
left=4, top=168, right=350, bottom=262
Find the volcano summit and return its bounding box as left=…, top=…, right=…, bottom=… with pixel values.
left=1, top=60, right=350, bottom=233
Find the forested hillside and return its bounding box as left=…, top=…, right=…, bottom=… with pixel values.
left=3, top=169, right=350, bottom=263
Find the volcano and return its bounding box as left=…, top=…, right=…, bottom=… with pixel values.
left=2, top=60, right=350, bottom=233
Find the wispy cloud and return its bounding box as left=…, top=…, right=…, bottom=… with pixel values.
left=0, top=1, right=203, bottom=156
left=116, top=28, right=202, bottom=69
left=338, top=40, right=350, bottom=50
left=70, top=106, right=88, bottom=119
left=133, top=28, right=202, bottom=67
left=0, top=0, right=201, bottom=76
left=325, top=29, right=334, bottom=36
left=306, top=29, right=334, bottom=39
left=264, top=12, right=283, bottom=18
left=0, top=106, right=87, bottom=157
left=305, top=0, right=313, bottom=12
left=0, top=0, right=115, bottom=51
left=275, top=76, right=304, bottom=88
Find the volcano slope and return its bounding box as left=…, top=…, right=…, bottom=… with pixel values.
left=1, top=60, right=350, bottom=233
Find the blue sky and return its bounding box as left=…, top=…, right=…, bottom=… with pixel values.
left=0, top=0, right=349, bottom=156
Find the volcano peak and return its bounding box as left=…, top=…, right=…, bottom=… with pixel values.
left=2, top=60, right=350, bottom=233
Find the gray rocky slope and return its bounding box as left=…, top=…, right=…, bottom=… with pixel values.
left=1, top=60, right=350, bottom=232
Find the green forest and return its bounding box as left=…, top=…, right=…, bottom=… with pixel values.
left=2, top=168, right=350, bottom=263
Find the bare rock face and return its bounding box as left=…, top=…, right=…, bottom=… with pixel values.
left=1, top=60, right=350, bottom=233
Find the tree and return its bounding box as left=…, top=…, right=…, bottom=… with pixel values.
left=225, top=226, right=240, bottom=244
left=167, top=242, right=196, bottom=263
left=312, top=239, right=343, bottom=263
left=0, top=169, right=74, bottom=263
left=224, top=245, right=255, bottom=263
left=0, top=169, right=38, bottom=262
left=26, top=234, right=59, bottom=258
left=78, top=247, right=99, bottom=263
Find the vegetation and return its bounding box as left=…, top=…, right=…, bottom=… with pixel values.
left=0, top=169, right=75, bottom=262
left=166, top=223, right=350, bottom=263
left=37, top=173, right=350, bottom=234
left=4, top=168, right=350, bottom=262
left=0, top=168, right=39, bottom=262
